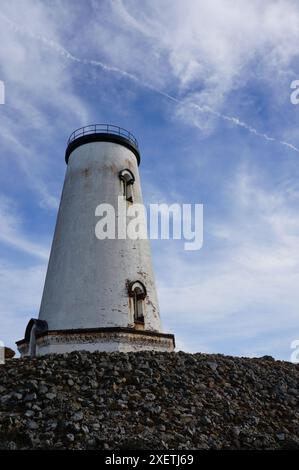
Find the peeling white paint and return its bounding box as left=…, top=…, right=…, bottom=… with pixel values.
left=20, top=138, right=174, bottom=355
left=18, top=330, right=174, bottom=356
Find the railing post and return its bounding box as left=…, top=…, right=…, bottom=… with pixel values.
left=67, top=124, right=138, bottom=150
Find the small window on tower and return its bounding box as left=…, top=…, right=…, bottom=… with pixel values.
left=128, top=280, right=146, bottom=324
left=119, top=169, right=135, bottom=202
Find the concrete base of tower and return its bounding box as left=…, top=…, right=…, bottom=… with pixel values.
left=16, top=327, right=175, bottom=357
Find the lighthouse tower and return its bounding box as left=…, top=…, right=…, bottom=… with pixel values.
left=17, top=124, right=175, bottom=356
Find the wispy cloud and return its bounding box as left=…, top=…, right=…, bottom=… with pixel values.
left=0, top=2, right=90, bottom=209
left=156, top=166, right=299, bottom=357
left=0, top=0, right=298, bottom=359
left=0, top=197, right=50, bottom=260
left=1, top=6, right=299, bottom=154
left=0, top=261, right=46, bottom=350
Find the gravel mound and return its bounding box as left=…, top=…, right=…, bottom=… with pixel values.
left=0, top=351, right=298, bottom=450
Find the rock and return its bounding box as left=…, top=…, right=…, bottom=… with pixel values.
left=13, top=393, right=23, bottom=401
left=24, top=393, right=37, bottom=402
left=4, top=348, right=15, bottom=359
left=207, top=361, right=218, bottom=372
left=46, top=420, right=58, bottom=431
left=145, top=393, right=156, bottom=401
left=260, top=355, right=275, bottom=362
left=45, top=393, right=56, bottom=400
left=181, top=414, right=194, bottom=424
left=38, top=386, right=48, bottom=395
left=0, top=394, right=12, bottom=404
left=0, top=350, right=298, bottom=450
left=28, top=420, right=39, bottom=430
left=72, top=411, right=84, bottom=422
left=81, top=425, right=89, bottom=434
left=6, top=442, right=17, bottom=450
left=232, top=426, right=241, bottom=437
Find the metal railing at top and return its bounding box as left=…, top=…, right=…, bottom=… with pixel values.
left=67, top=124, right=139, bottom=149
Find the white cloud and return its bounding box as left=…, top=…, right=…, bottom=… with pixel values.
left=0, top=196, right=50, bottom=260
left=105, top=0, right=299, bottom=107
left=155, top=165, right=299, bottom=356
left=0, top=0, right=298, bottom=358
left=0, top=261, right=46, bottom=351
left=81, top=0, right=299, bottom=149
left=2, top=1, right=299, bottom=153
left=0, top=0, right=90, bottom=207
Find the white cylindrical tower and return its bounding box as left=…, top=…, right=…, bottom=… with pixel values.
left=17, top=124, right=175, bottom=356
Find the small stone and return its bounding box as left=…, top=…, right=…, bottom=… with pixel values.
left=197, top=383, right=207, bottom=391
left=252, top=416, right=260, bottom=425
left=81, top=425, right=89, bottom=434
left=32, top=404, right=42, bottom=411
left=207, top=361, right=218, bottom=372
left=260, top=355, right=275, bottom=361
left=66, top=434, right=75, bottom=442
left=4, top=347, right=15, bottom=359
left=28, top=420, right=39, bottom=430
left=0, top=394, right=11, bottom=404
left=181, top=414, right=194, bottom=424
left=72, top=423, right=81, bottom=433
left=14, top=393, right=23, bottom=400
left=7, top=442, right=17, bottom=450
left=72, top=411, right=84, bottom=422
left=45, top=393, right=56, bottom=400
left=201, top=415, right=212, bottom=425
left=232, top=426, right=241, bottom=437
left=24, top=393, right=37, bottom=402
left=145, top=393, right=156, bottom=401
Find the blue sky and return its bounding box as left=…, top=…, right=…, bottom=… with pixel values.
left=1, top=0, right=299, bottom=359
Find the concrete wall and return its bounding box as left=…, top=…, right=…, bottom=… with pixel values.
left=19, top=330, right=174, bottom=355
left=38, top=141, right=162, bottom=332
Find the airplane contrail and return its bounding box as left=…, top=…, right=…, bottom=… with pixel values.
left=1, top=12, right=298, bottom=154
